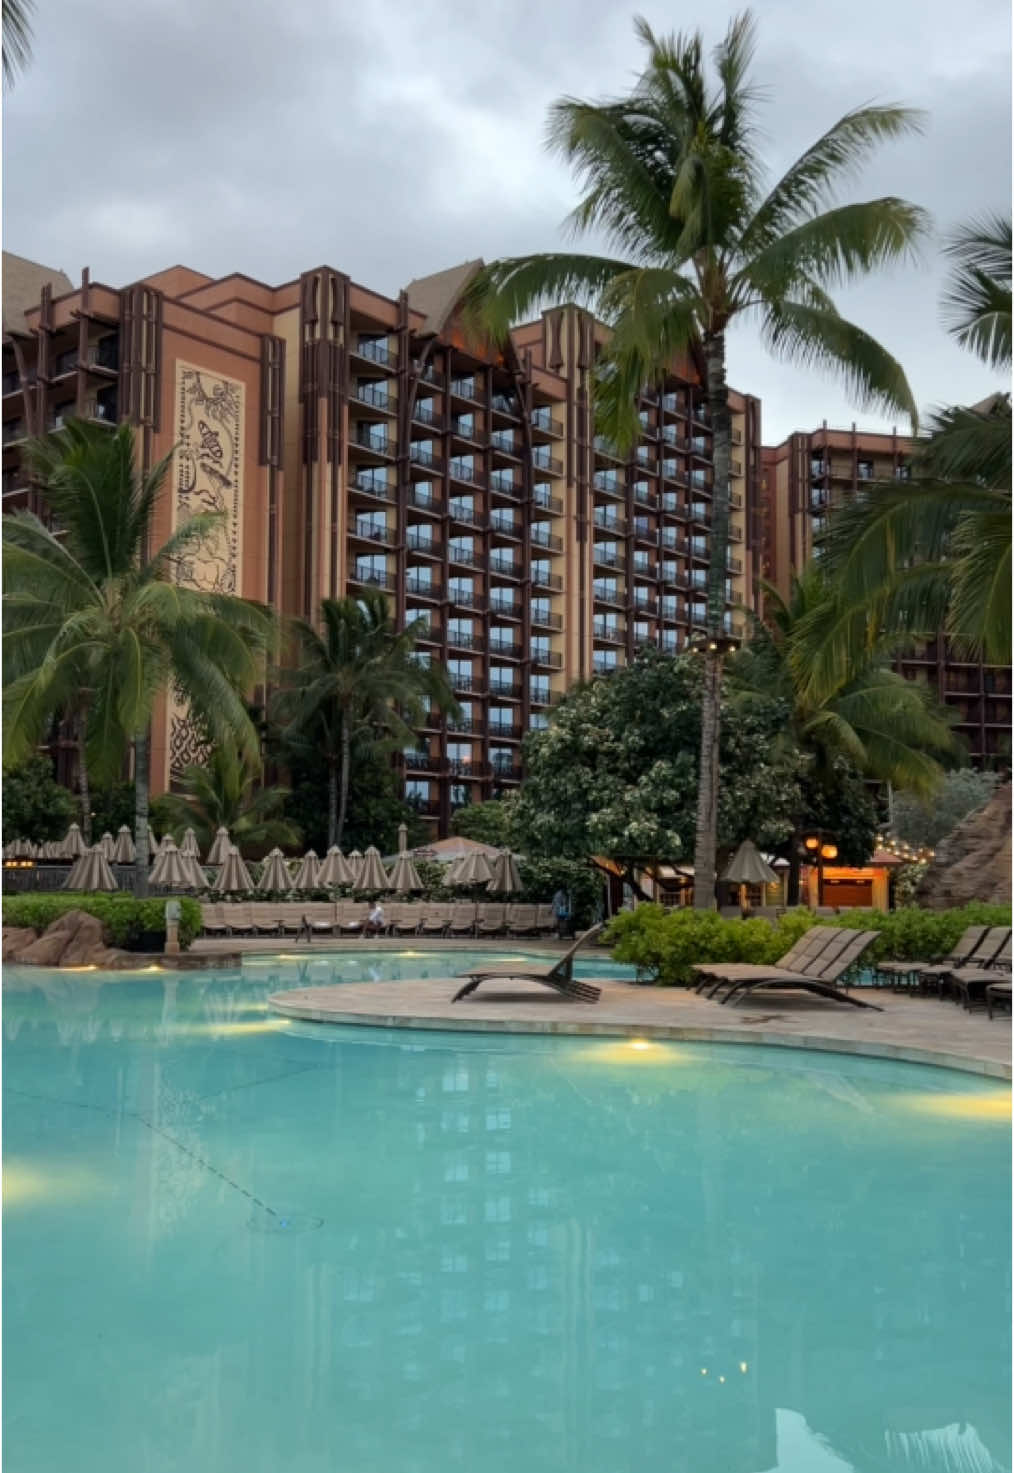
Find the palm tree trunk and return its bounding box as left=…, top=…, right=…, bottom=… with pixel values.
left=327, top=758, right=339, bottom=850
left=76, top=704, right=91, bottom=846
left=335, top=725, right=351, bottom=849
left=692, top=331, right=732, bottom=910
left=133, top=730, right=151, bottom=898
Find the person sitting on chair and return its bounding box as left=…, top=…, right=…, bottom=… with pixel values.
left=364, top=901, right=386, bottom=937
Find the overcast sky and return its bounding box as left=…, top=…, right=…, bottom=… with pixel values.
left=4, top=0, right=1010, bottom=440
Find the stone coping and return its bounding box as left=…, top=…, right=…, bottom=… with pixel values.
left=269, top=977, right=1012, bottom=1081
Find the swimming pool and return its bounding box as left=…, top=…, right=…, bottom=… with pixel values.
left=4, top=954, right=1011, bottom=1473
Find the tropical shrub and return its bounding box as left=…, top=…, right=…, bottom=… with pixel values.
left=2, top=893, right=202, bottom=950
left=604, top=902, right=1011, bottom=984
left=2, top=757, right=76, bottom=841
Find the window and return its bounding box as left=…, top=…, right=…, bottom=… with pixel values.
left=405, top=606, right=430, bottom=632
left=452, top=413, right=475, bottom=438
left=448, top=576, right=474, bottom=604
left=450, top=376, right=476, bottom=399
left=490, top=666, right=516, bottom=693
left=449, top=496, right=475, bottom=521
left=410, top=650, right=432, bottom=668
left=661, top=560, right=678, bottom=582
left=447, top=618, right=474, bottom=646
left=450, top=784, right=469, bottom=809
left=489, top=626, right=515, bottom=653
left=530, top=636, right=550, bottom=661
left=449, top=536, right=474, bottom=564
left=593, top=578, right=618, bottom=601
left=407, top=564, right=433, bottom=589
left=448, top=659, right=473, bottom=691
left=690, top=537, right=708, bottom=557
left=414, top=397, right=437, bottom=424
left=533, top=481, right=554, bottom=508
left=490, top=469, right=518, bottom=493
left=633, top=550, right=652, bottom=572
left=489, top=707, right=515, bottom=733
left=530, top=676, right=551, bottom=702
left=405, top=779, right=431, bottom=807
left=593, top=613, right=619, bottom=638
left=411, top=480, right=438, bottom=508
left=858, top=460, right=874, bottom=481
left=491, top=428, right=516, bottom=452
left=357, top=421, right=388, bottom=451
left=490, top=748, right=514, bottom=773
left=447, top=742, right=472, bottom=766
left=354, top=553, right=388, bottom=585
left=355, top=509, right=388, bottom=540
left=531, top=559, right=551, bottom=583
left=593, top=650, right=619, bottom=673
left=633, top=621, right=651, bottom=643
left=530, top=599, right=551, bottom=624
left=451, top=701, right=474, bottom=729
left=595, top=541, right=619, bottom=564
left=529, top=712, right=549, bottom=731
left=449, top=455, right=474, bottom=481
left=357, top=335, right=391, bottom=364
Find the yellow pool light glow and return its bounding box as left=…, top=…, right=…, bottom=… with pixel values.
left=899, top=1090, right=1011, bottom=1123
left=175, top=1019, right=291, bottom=1038
left=3, top=1159, right=101, bottom=1207
left=628, top=1039, right=652, bottom=1051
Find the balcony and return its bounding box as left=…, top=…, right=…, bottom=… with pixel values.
left=448, top=544, right=479, bottom=568
left=450, top=673, right=476, bottom=693
left=352, top=470, right=394, bottom=502
left=593, top=471, right=623, bottom=496
left=533, top=487, right=563, bottom=515
left=490, top=470, right=522, bottom=497
left=531, top=567, right=563, bottom=591
left=593, top=546, right=622, bottom=569
left=529, top=687, right=556, bottom=707
left=409, top=444, right=441, bottom=469
left=810, top=490, right=830, bottom=510
left=449, top=499, right=482, bottom=529
left=448, top=716, right=482, bottom=735
left=632, top=518, right=656, bottom=542
left=404, top=796, right=441, bottom=817
left=592, top=657, right=621, bottom=676
left=730, top=490, right=743, bottom=509
left=403, top=752, right=442, bottom=773
left=690, top=505, right=712, bottom=527
left=412, top=401, right=442, bottom=428
left=731, top=426, right=743, bottom=446
left=532, top=447, right=562, bottom=475
left=449, top=376, right=480, bottom=402
left=53, top=348, right=77, bottom=378
left=631, top=596, right=659, bottom=617
left=489, top=679, right=520, bottom=699
left=489, top=637, right=522, bottom=659
left=448, top=587, right=484, bottom=610
left=491, top=392, right=520, bottom=417
left=406, top=575, right=443, bottom=599
left=691, top=402, right=710, bottom=425
left=449, top=459, right=484, bottom=487
left=530, top=527, right=563, bottom=552
left=448, top=758, right=485, bottom=778
left=530, top=607, right=563, bottom=630
left=349, top=567, right=395, bottom=591
left=531, top=406, right=563, bottom=436
left=593, top=435, right=622, bottom=461
left=407, top=485, right=444, bottom=515
left=419, top=364, right=444, bottom=388
left=726, top=555, right=743, bottom=575
left=446, top=630, right=484, bottom=652
left=593, top=623, right=625, bottom=645
left=488, top=721, right=521, bottom=739
left=729, top=525, right=743, bottom=543
left=593, top=510, right=626, bottom=534
left=491, top=763, right=523, bottom=783
left=490, top=429, right=520, bottom=456
left=353, top=424, right=394, bottom=456
left=405, top=530, right=439, bottom=556
left=355, top=383, right=393, bottom=412
left=490, top=553, right=521, bottom=579
left=489, top=511, right=521, bottom=537
left=351, top=521, right=396, bottom=546
left=489, top=596, right=521, bottom=620
left=530, top=647, right=563, bottom=668
left=661, top=392, right=685, bottom=415
left=353, top=339, right=394, bottom=367
left=450, top=419, right=487, bottom=448
left=593, top=584, right=625, bottom=609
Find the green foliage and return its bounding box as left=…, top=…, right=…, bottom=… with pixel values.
left=605, top=900, right=1012, bottom=983
left=892, top=769, right=1000, bottom=849
left=450, top=799, right=515, bottom=849
left=2, top=757, right=75, bottom=841
left=88, top=782, right=137, bottom=839
left=283, top=744, right=428, bottom=857
left=513, top=649, right=800, bottom=875
left=2, top=893, right=202, bottom=950
left=154, top=747, right=299, bottom=858
left=516, top=857, right=603, bottom=929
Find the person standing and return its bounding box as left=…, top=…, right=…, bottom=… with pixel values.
left=552, top=888, right=571, bottom=939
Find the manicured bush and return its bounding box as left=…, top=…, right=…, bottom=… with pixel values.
left=603, top=902, right=1012, bottom=985
left=2, top=894, right=202, bottom=951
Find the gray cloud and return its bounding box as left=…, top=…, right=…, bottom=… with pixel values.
left=4, top=0, right=1010, bottom=439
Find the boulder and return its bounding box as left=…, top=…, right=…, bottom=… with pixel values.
left=3, top=927, right=39, bottom=959
left=58, top=913, right=109, bottom=966
left=917, top=783, right=1013, bottom=909
left=12, top=909, right=110, bottom=967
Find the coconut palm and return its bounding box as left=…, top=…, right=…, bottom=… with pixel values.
left=812, top=213, right=1012, bottom=683
left=464, top=12, right=926, bottom=906
left=3, top=0, right=34, bottom=87
left=272, top=592, right=458, bottom=849
left=2, top=419, right=275, bottom=895
left=730, top=566, right=960, bottom=899
left=154, top=747, right=299, bottom=857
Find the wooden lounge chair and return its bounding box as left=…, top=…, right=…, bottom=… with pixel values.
left=224, top=903, right=254, bottom=935
left=337, top=901, right=367, bottom=934
left=250, top=903, right=282, bottom=936
left=948, top=932, right=1012, bottom=1011
left=475, top=904, right=507, bottom=937
left=986, top=982, right=1011, bottom=1020
left=693, top=925, right=836, bottom=996
left=506, top=903, right=538, bottom=937
left=451, top=924, right=605, bottom=1003
left=535, top=904, right=556, bottom=936
left=300, top=902, right=337, bottom=940
left=200, top=903, right=228, bottom=937
left=881, top=925, right=991, bottom=994
left=704, top=929, right=882, bottom=1010
left=279, top=903, right=305, bottom=936
left=447, top=903, right=477, bottom=937
left=419, top=904, right=451, bottom=936
left=391, top=905, right=422, bottom=936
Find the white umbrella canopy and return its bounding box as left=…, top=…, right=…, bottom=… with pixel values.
left=180, top=853, right=209, bottom=892
left=291, top=850, right=320, bottom=890
left=206, top=827, right=231, bottom=866
left=65, top=845, right=118, bottom=892
left=180, top=828, right=201, bottom=860
left=346, top=849, right=364, bottom=885
left=99, top=832, right=116, bottom=860
left=487, top=849, right=522, bottom=894
left=61, top=823, right=86, bottom=859
left=317, top=846, right=355, bottom=889
left=722, top=840, right=780, bottom=888
left=387, top=852, right=424, bottom=893
left=355, top=846, right=389, bottom=892
left=150, top=840, right=191, bottom=890
left=397, top=822, right=409, bottom=854
left=216, top=846, right=254, bottom=894
left=444, top=856, right=464, bottom=886
left=112, top=826, right=136, bottom=864
left=257, top=848, right=292, bottom=893
left=453, top=851, right=494, bottom=886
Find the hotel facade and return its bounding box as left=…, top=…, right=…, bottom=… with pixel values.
left=2, top=251, right=1007, bottom=829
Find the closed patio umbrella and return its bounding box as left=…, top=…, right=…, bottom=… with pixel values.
left=487, top=849, right=522, bottom=894
left=453, top=851, right=494, bottom=887
left=65, top=844, right=118, bottom=892
left=112, top=826, right=136, bottom=864
left=180, top=853, right=209, bottom=891
left=207, top=826, right=231, bottom=866
left=99, top=832, right=116, bottom=860
left=317, top=846, right=354, bottom=889
left=61, top=823, right=86, bottom=859
left=346, top=849, right=364, bottom=885
left=444, top=856, right=464, bottom=885
left=387, top=852, right=423, bottom=893
left=216, top=845, right=254, bottom=894
left=722, top=839, right=779, bottom=914
left=180, top=828, right=201, bottom=860
left=150, top=839, right=190, bottom=890
left=397, top=822, right=409, bottom=854
left=355, top=845, right=389, bottom=892
left=257, top=848, right=292, bottom=893
left=291, top=850, right=320, bottom=890
left=3, top=839, right=18, bottom=859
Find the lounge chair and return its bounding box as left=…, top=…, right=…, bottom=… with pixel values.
left=200, top=903, right=229, bottom=937
left=451, top=924, right=605, bottom=1002
left=279, top=903, right=305, bottom=936
left=337, top=901, right=367, bottom=934
left=419, top=904, right=451, bottom=936
left=475, top=904, right=506, bottom=937
left=700, top=928, right=883, bottom=1010
left=447, top=903, right=477, bottom=937
left=693, top=925, right=837, bottom=995
left=927, top=926, right=1010, bottom=1000
left=878, top=925, right=990, bottom=994
left=300, top=902, right=337, bottom=940
left=224, top=903, right=254, bottom=935
left=391, top=905, right=422, bottom=936
left=535, top=904, right=556, bottom=936
left=250, top=904, right=282, bottom=936
left=506, top=903, right=538, bottom=937
left=986, top=982, right=1011, bottom=1020
left=948, top=932, right=1012, bottom=1011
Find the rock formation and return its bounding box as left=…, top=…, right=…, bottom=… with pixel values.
left=916, top=782, right=1012, bottom=909
left=3, top=910, right=139, bottom=969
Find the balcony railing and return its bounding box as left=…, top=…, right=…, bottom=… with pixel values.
left=593, top=624, right=625, bottom=645
left=354, top=425, right=393, bottom=454
left=491, top=393, right=519, bottom=417
left=531, top=567, right=563, bottom=591
left=349, top=567, right=395, bottom=590
left=406, top=576, right=442, bottom=598
left=489, top=597, right=521, bottom=618
left=352, top=522, right=396, bottom=545
left=490, top=553, right=521, bottom=578
left=406, top=531, right=437, bottom=554
left=448, top=587, right=484, bottom=610
left=408, top=485, right=444, bottom=514
left=490, top=512, right=520, bottom=536
left=449, top=377, right=478, bottom=401
left=594, top=435, right=622, bottom=460
left=533, top=487, right=563, bottom=514
left=530, top=527, right=563, bottom=551
left=446, top=630, right=483, bottom=651
left=412, top=401, right=441, bottom=427
left=531, top=406, right=563, bottom=435
left=409, top=444, right=440, bottom=468
left=532, top=447, right=562, bottom=474
left=530, top=607, right=563, bottom=630
left=490, top=470, right=521, bottom=496
left=593, top=546, right=622, bottom=568
left=490, top=430, right=519, bottom=454
left=355, top=383, right=393, bottom=411
left=448, top=545, right=478, bottom=567
left=530, top=647, right=563, bottom=668
left=593, top=510, right=626, bottom=534
left=354, top=340, right=393, bottom=365
left=352, top=471, right=394, bottom=500
left=489, top=638, right=522, bottom=659
left=593, top=471, right=623, bottom=494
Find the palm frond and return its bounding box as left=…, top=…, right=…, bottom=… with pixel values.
left=460, top=253, right=635, bottom=343
left=3, top=0, right=34, bottom=86
left=741, top=198, right=928, bottom=298
left=948, top=503, right=1013, bottom=662
left=941, top=213, right=1012, bottom=368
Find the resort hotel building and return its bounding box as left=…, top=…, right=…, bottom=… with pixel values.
left=3, top=250, right=1009, bottom=831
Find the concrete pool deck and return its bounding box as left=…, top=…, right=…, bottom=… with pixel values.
left=268, top=974, right=1013, bottom=1080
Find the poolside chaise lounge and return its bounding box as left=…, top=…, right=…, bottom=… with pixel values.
left=535, top=904, right=556, bottom=936
left=419, top=904, right=451, bottom=936
left=391, top=905, right=423, bottom=936
left=874, top=924, right=989, bottom=991
left=250, top=904, right=283, bottom=936
left=338, top=902, right=367, bottom=934
left=695, top=927, right=883, bottom=1010
left=946, top=931, right=1012, bottom=1010
left=451, top=923, right=605, bottom=1003
left=986, top=981, right=1012, bottom=1020
left=200, top=903, right=229, bottom=937
left=693, top=925, right=837, bottom=995
left=475, top=904, right=507, bottom=936
left=448, top=904, right=477, bottom=937
left=905, top=926, right=1008, bottom=996
left=506, top=904, right=539, bottom=937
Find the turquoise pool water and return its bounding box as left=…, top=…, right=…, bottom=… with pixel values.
left=3, top=953, right=1011, bottom=1473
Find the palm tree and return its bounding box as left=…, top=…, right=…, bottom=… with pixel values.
left=812, top=213, right=1012, bottom=679
left=2, top=419, right=275, bottom=895
left=272, top=593, right=458, bottom=848
left=154, top=747, right=300, bottom=857
left=3, top=0, right=34, bottom=87
left=464, top=12, right=926, bottom=907
left=730, top=566, right=960, bottom=899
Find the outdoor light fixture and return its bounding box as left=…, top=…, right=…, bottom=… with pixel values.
left=820, top=843, right=838, bottom=861
left=803, top=835, right=820, bottom=852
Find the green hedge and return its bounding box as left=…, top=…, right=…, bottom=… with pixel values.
left=2, top=894, right=202, bottom=951
left=604, top=903, right=1012, bottom=986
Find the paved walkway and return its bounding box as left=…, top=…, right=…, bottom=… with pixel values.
left=269, top=975, right=1012, bottom=1079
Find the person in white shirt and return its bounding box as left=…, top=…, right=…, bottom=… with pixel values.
left=365, top=901, right=386, bottom=936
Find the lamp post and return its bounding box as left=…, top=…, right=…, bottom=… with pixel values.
left=801, top=831, right=837, bottom=908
